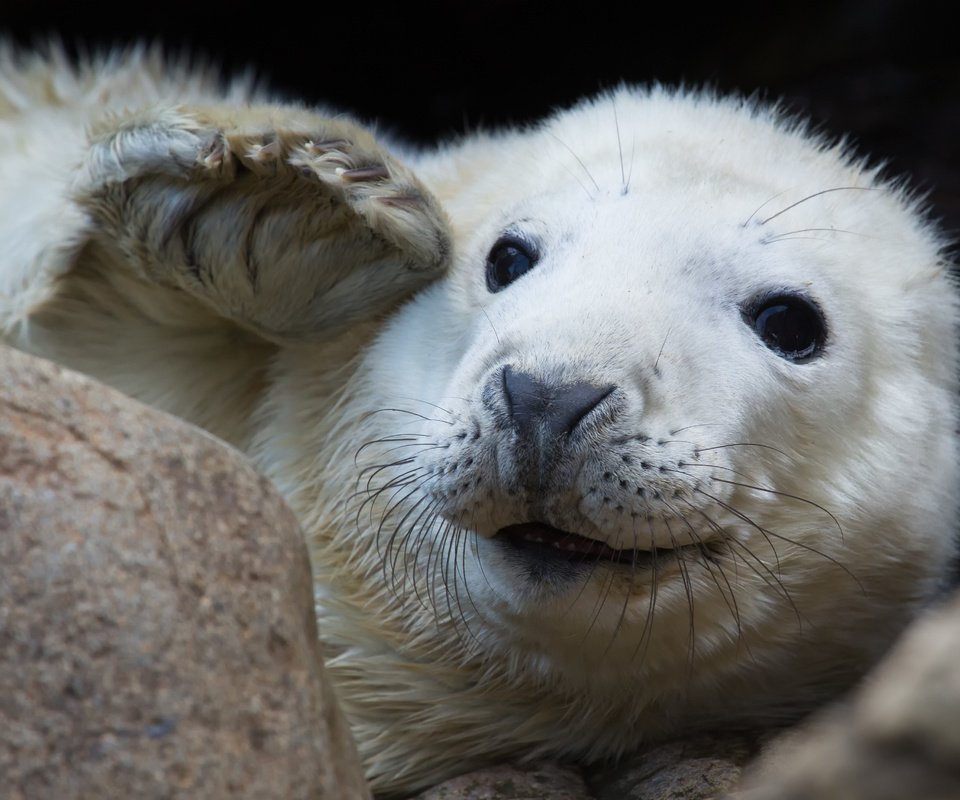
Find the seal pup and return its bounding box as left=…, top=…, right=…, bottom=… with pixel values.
left=1, top=43, right=958, bottom=795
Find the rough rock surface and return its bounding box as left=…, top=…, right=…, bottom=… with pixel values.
left=0, top=345, right=369, bottom=799
left=587, top=733, right=760, bottom=800
left=409, top=732, right=760, bottom=800
left=412, top=762, right=593, bottom=800
left=733, top=589, right=960, bottom=800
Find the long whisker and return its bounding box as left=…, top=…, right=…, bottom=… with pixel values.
left=354, top=434, right=433, bottom=463
left=352, top=462, right=424, bottom=502
left=700, top=486, right=863, bottom=599
left=387, top=397, right=457, bottom=418
left=479, top=304, right=502, bottom=347
left=358, top=457, right=420, bottom=490
left=380, top=484, right=434, bottom=571
left=742, top=188, right=794, bottom=227
left=582, top=559, right=618, bottom=646
left=434, top=511, right=472, bottom=630
left=354, top=467, right=426, bottom=531
left=664, top=497, right=742, bottom=640
left=427, top=516, right=454, bottom=618
left=695, top=487, right=785, bottom=575
left=613, top=101, right=627, bottom=195
left=758, top=186, right=877, bottom=226
left=628, top=519, right=659, bottom=663
left=547, top=131, right=601, bottom=195
left=360, top=407, right=455, bottom=425
left=653, top=327, right=671, bottom=375
left=691, top=491, right=803, bottom=625
left=696, top=441, right=791, bottom=459
left=669, top=422, right=723, bottom=436
left=603, top=520, right=642, bottom=656
left=762, top=227, right=882, bottom=244
left=404, top=502, right=447, bottom=609
left=564, top=546, right=605, bottom=616
left=452, top=526, right=485, bottom=646
left=710, top=476, right=844, bottom=541
left=668, top=461, right=796, bottom=500
left=663, top=517, right=696, bottom=673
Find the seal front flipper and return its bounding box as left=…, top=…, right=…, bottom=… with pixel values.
left=74, top=105, right=451, bottom=343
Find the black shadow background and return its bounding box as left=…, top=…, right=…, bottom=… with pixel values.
left=4, top=0, right=958, bottom=235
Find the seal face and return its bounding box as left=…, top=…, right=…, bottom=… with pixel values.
left=382, top=194, right=819, bottom=658
left=337, top=89, right=959, bottom=787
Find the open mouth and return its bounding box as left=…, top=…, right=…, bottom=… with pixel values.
left=495, top=521, right=681, bottom=566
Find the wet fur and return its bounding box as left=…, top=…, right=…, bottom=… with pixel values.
left=1, top=42, right=958, bottom=796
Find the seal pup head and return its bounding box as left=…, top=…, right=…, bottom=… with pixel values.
left=312, top=86, right=959, bottom=788
left=359, top=87, right=959, bottom=683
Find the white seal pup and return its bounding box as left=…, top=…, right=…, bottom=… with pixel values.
left=1, top=43, right=958, bottom=796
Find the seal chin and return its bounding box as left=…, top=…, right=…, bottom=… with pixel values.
left=494, top=521, right=686, bottom=568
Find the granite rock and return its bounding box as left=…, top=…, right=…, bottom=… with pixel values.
left=0, top=345, right=369, bottom=799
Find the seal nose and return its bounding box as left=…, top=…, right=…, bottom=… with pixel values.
left=502, top=365, right=614, bottom=439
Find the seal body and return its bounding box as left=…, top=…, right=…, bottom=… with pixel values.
left=1, top=44, right=958, bottom=795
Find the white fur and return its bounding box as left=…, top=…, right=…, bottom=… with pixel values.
left=2, top=43, right=958, bottom=796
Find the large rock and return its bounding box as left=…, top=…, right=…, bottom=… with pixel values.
left=587, top=733, right=760, bottom=800
left=733, top=589, right=960, bottom=800
left=0, top=346, right=369, bottom=799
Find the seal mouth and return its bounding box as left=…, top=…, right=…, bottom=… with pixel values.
left=495, top=521, right=678, bottom=566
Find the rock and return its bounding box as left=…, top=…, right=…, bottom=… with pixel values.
left=412, top=762, right=592, bottom=800
left=410, top=732, right=761, bottom=800
left=586, top=733, right=760, bottom=800
left=733, top=589, right=960, bottom=800
left=0, top=346, right=369, bottom=799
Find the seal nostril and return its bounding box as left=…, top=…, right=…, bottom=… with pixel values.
left=559, top=382, right=615, bottom=436
left=502, top=366, right=615, bottom=438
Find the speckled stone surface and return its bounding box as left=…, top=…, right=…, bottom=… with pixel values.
left=587, top=733, right=759, bottom=800
left=0, top=345, right=369, bottom=799
left=408, top=732, right=760, bottom=800
left=411, top=762, right=592, bottom=799
left=733, top=590, right=960, bottom=800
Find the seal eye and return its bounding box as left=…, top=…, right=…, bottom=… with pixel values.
left=745, top=293, right=827, bottom=363
left=486, top=236, right=538, bottom=292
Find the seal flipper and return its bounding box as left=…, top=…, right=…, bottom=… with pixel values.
left=0, top=49, right=450, bottom=444
left=72, top=104, right=451, bottom=343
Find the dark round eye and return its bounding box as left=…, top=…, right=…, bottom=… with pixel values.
left=744, top=293, right=827, bottom=363
left=486, top=236, right=538, bottom=292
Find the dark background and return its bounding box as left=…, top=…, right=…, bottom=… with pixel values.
left=4, top=0, right=959, bottom=239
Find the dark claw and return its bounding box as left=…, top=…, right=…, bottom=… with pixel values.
left=341, top=165, right=390, bottom=183
left=376, top=193, right=422, bottom=208
left=197, top=134, right=226, bottom=167
left=308, top=138, right=351, bottom=154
